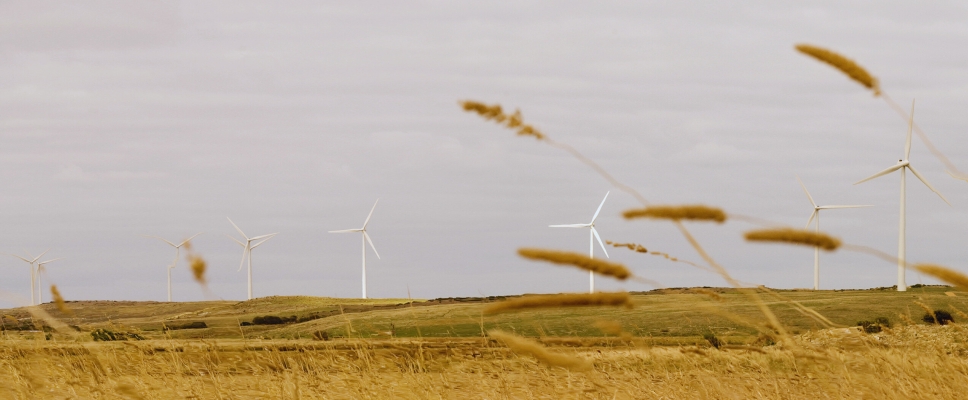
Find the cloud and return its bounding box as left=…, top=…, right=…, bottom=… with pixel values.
left=55, top=164, right=169, bottom=182
left=671, top=141, right=759, bottom=164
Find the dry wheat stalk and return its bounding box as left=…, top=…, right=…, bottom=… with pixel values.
left=623, top=205, right=727, bottom=223
left=605, top=240, right=648, bottom=253
left=483, top=292, right=632, bottom=314
left=517, top=248, right=631, bottom=280
left=914, top=264, right=968, bottom=291
left=487, top=329, right=592, bottom=371
left=795, top=44, right=880, bottom=95
left=460, top=101, right=546, bottom=140
left=744, top=228, right=841, bottom=251
left=49, top=285, right=73, bottom=316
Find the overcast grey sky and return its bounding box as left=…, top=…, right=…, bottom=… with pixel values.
left=2, top=1, right=968, bottom=307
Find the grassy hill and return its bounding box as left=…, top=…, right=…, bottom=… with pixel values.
left=2, top=286, right=965, bottom=344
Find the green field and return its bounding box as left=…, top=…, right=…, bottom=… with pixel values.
left=3, top=286, right=963, bottom=344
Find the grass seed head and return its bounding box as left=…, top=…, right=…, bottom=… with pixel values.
left=914, top=264, right=968, bottom=291
left=607, top=241, right=648, bottom=253
left=795, top=44, right=880, bottom=96
left=623, top=205, right=727, bottom=223
left=483, top=292, right=633, bottom=314
left=744, top=228, right=841, bottom=251
left=488, top=329, right=592, bottom=371
left=517, top=248, right=631, bottom=280
left=50, top=285, right=73, bottom=316
left=189, top=255, right=207, bottom=284
left=459, top=100, right=545, bottom=140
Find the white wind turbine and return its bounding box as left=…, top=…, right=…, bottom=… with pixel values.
left=796, top=176, right=871, bottom=290
left=550, top=191, right=610, bottom=293
left=855, top=100, right=949, bottom=292
left=329, top=200, right=381, bottom=299
left=3, top=250, right=59, bottom=306
left=144, top=233, right=203, bottom=302
left=227, top=218, right=278, bottom=300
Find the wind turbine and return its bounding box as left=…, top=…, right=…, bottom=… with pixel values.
left=329, top=200, right=381, bottom=299
left=855, top=100, right=950, bottom=292
left=3, top=250, right=54, bottom=306
left=550, top=191, right=610, bottom=293
left=797, top=176, right=871, bottom=290
left=35, top=257, right=65, bottom=304
left=144, top=233, right=202, bottom=302
left=227, top=218, right=278, bottom=300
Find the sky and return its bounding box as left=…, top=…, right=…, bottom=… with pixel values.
left=2, top=1, right=968, bottom=307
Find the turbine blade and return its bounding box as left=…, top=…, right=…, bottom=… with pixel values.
left=143, top=235, right=177, bottom=247
left=238, top=247, right=249, bottom=272
left=795, top=175, right=817, bottom=207
left=363, top=199, right=379, bottom=229
left=591, top=227, right=609, bottom=258
left=905, top=99, right=914, bottom=160
left=250, top=233, right=278, bottom=241
left=38, top=257, right=65, bottom=265
left=2, top=253, right=32, bottom=263
left=590, top=191, right=610, bottom=223
left=363, top=232, right=380, bottom=259
left=549, top=224, right=589, bottom=228
left=817, top=205, right=874, bottom=209
left=908, top=164, right=951, bottom=205
left=177, top=232, right=203, bottom=248
left=805, top=210, right=817, bottom=229
left=227, top=217, right=248, bottom=240
left=947, top=169, right=968, bottom=182
left=34, top=249, right=50, bottom=263
left=329, top=229, right=362, bottom=233
left=854, top=164, right=904, bottom=185
left=251, top=234, right=277, bottom=249
left=227, top=235, right=245, bottom=247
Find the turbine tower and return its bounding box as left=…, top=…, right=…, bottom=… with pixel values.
left=227, top=218, right=278, bottom=300
left=144, top=233, right=202, bottom=302
left=35, top=257, right=65, bottom=304
left=329, top=200, right=381, bottom=299
left=855, top=100, right=949, bottom=292
left=550, top=191, right=610, bottom=293
left=3, top=250, right=57, bottom=306
left=796, top=176, right=871, bottom=290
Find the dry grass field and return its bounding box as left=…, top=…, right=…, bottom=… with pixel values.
left=3, top=287, right=968, bottom=399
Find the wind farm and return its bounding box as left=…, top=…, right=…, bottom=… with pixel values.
left=5, top=3, right=968, bottom=398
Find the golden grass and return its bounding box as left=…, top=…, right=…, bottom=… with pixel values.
left=517, top=248, right=631, bottom=280
left=795, top=44, right=880, bottom=95
left=487, top=329, right=593, bottom=371
left=914, top=264, right=968, bottom=291
left=483, top=292, right=632, bottom=314
left=744, top=228, right=841, bottom=251
left=622, top=204, right=727, bottom=223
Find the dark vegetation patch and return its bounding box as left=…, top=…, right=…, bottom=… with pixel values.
left=857, top=317, right=891, bottom=333
left=91, top=328, right=144, bottom=341
left=923, top=310, right=954, bottom=325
